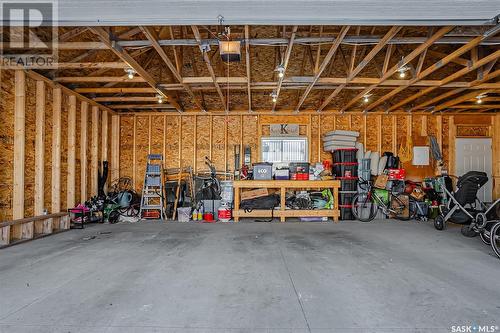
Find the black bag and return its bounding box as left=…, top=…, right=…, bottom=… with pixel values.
left=240, top=194, right=280, bottom=222
left=240, top=194, right=280, bottom=212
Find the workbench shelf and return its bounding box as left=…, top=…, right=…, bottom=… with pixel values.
left=233, top=180, right=341, bottom=222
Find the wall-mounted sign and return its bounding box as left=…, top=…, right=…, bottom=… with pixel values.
left=270, top=124, right=300, bottom=136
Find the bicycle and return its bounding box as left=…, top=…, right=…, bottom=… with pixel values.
left=351, top=179, right=415, bottom=222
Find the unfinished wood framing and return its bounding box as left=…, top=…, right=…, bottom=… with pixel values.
left=91, top=106, right=100, bottom=197
left=51, top=88, right=62, bottom=215
left=34, top=81, right=46, bottom=216
left=67, top=96, right=77, bottom=209
left=111, top=115, right=120, bottom=182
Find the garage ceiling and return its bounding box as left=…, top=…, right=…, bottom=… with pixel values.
left=30, top=0, right=500, bottom=26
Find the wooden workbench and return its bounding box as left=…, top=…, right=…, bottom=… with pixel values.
left=233, top=180, right=341, bottom=222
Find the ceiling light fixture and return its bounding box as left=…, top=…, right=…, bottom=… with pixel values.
left=156, top=93, right=164, bottom=104
left=398, top=66, right=410, bottom=78
left=270, top=91, right=278, bottom=103
left=125, top=67, right=136, bottom=80
left=476, top=94, right=486, bottom=104
left=363, top=94, right=371, bottom=103
left=276, top=64, right=285, bottom=78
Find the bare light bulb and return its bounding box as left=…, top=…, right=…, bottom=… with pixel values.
left=363, top=96, right=369, bottom=103
left=477, top=98, right=483, bottom=104
left=278, top=71, right=284, bottom=78
left=399, top=71, right=406, bottom=78
left=128, top=73, right=134, bottom=79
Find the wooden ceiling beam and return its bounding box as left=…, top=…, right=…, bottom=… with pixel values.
left=318, top=26, right=402, bottom=112
left=411, top=68, right=500, bottom=111
left=365, top=29, right=499, bottom=113
left=295, top=26, right=350, bottom=112
left=141, top=26, right=204, bottom=111
left=59, top=27, right=89, bottom=42
left=1, top=62, right=128, bottom=70
left=89, top=27, right=182, bottom=112
left=191, top=25, right=226, bottom=111
left=341, top=26, right=453, bottom=112
left=426, top=49, right=471, bottom=67
left=55, top=76, right=146, bottom=83
left=245, top=25, right=252, bottom=112
left=94, top=96, right=157, bottom=102
left=76, top=87, right=155, bottom=94
left=272, top=25, right=298, bottom=112
left=390, top=51, right=500, bottom=112
left=433, top=89, right=495, bottom=112
left=450, top=104, right=500, bottom=109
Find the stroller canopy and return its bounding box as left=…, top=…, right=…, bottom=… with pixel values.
left=455, top=171, right=488, bottom=206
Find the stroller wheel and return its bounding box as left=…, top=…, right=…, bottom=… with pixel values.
left=490, top=222, right=500, bottom=260
left=461, top=225, right=477, bottom=238
left=479, top=231, right=491, bottom=245
left=434, top=215, right=445, bottom=230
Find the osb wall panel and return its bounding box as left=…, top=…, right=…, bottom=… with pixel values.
left=181, top=116, right=195, bottom=170
left=319, top=115, right=336, bottom=163
left=196, top=115, right=210, bottom=170
left=151, top=115, right=164, bottom=156
left=119, top=116, right=134, bottom=181
left=24, top=79, right=36, bottom=217
left=211, top=116, right=226, bottom=172
left=134, top=116, right=149, bottom=192
left=365, top=115, right=379, bottom=153
left=75, top=101, right=82, bottom=204
left=227, top=115, right=242, bottom=173
left=311, top=115, right=320, bottom=163
left=166, top=116, right=180, bottom=169
left=381, top=115, right=393, bottom=153
left=0, top=71, right=15, bottom=220
left=43, top=86, right=53, bottom=212
left=242, top=115, right=259, bottom=165
left=60, top=94, right=69, bottom=210
left=117, top=113, right=495, bottom=191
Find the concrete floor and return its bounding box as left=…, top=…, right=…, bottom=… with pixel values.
left=0, top=220, right=499, bottom=333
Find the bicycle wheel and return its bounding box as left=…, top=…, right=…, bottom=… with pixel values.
left=490, top=222, right=500, bottom=259
left=392, top=193, right=412, bottom=221
left=352, top=193, right=377, bottom=222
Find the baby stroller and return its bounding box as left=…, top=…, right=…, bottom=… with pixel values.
left=433, top=171, right=496, bottom=231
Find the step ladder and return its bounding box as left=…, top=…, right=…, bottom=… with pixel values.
left=139, top=154, right=165, bottom=220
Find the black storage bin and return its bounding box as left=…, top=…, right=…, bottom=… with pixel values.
left=337, top=177, right=358, bottom=191
left=339, top=191, right=356, bottom=206
left=333, top=163, right=358, bottom=178
left=387, top=180, right=405, bottom=193
left=339, top=205, right=355, bottom=220
left=332, top=148, right=358, bottom=163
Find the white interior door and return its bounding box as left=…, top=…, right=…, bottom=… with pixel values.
left=455, top=138, right=493, bottom=202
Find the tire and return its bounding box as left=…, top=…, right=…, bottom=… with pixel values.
left=392, top=194, right=412, bottom=221
left=461, top=225, right=477, bottom=238
left=479, top=231, right=491, bottom=245
left=434, top=215, right=446, bottom=230
left=490, top=222, right=500, bottom=259
left=351, top=193, right=377, bottom=222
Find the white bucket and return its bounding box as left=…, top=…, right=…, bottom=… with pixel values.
left=177, top=207, right=191, bottom=222
left=220, top=180, right=234, bottom=203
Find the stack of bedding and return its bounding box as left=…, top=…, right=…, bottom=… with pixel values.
left=322, top=130, right=363, bottom=154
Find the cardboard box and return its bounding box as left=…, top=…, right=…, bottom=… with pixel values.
left=374, top=174, right=388, bottom=189
left=241, top=188, right=269, bottom=201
